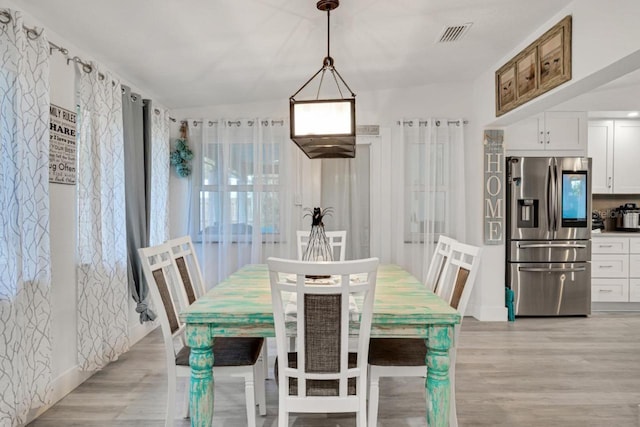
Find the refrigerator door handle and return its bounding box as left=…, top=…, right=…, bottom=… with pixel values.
left=546, top=164, right=553, bottom=231
left=517, top=243, right=588, bottom=249
left=518, top=266, right=587, bottom=273
left=552, top=162, right=559, bottom=231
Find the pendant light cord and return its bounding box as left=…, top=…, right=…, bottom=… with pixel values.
left=327, top=9, right=331, bottom=59
left=290, top=0, right=356, bottom=100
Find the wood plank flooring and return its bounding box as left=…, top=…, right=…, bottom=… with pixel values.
left=27, top=312, right=640, bottom=426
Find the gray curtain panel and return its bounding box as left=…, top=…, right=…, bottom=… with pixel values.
left=122, top=85, right=155, bottom=322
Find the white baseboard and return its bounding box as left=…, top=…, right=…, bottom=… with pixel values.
left=23, top=321, right=158, bottom=426
left=592, top=302, right=640, bottom=312
left=467, top=303, right=508, bottom=321
left=129, top=319, right=158, bottom=345
left=24, top=365, right=95, bottom=424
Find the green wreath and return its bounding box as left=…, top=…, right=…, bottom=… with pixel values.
left=171, top=122, right=193, bottom=177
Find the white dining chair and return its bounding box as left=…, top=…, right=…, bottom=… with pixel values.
left=267, top=257, right=379, bottom=427
left=167, top=235, right=271, bottom=382
left=425, top=234, right=457, bottom=295
left=166, top=235, right=206, bottom=305
left=367, top=241, right=482, bottom=427
left=297, top=229, right=347, bottom=261
left=139, top=243, right=266, bottom=427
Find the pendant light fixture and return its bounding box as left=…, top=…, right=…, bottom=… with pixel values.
left=290, top=0, right=356, bottom=159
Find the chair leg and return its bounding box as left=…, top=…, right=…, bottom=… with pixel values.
left=368, top=367, right=380, bottom=427
left=182, top=379, right=190, bottom=419
left=357, top=394, right=367, bottom=427
left=262, top=339, right=270, bottom=380
left=244, top=373, right=257, bottom=427
left=166, top=373, right=177, bottom=427
left=278, top=385, right=288, bottom=427
left=450, top=357, right=458, bottom=427
left=254, top=357, right=267, bottom=416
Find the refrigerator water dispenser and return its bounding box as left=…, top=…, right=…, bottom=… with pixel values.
left=517, top=199, right=538, bottom=228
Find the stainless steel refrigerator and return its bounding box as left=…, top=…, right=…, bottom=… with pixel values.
left=506, top=156, right=592, bottom=316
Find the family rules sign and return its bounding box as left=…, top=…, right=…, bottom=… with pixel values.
left=484, top=130, right=504, bottom=244
left=49, top=104, right=77, bottom=185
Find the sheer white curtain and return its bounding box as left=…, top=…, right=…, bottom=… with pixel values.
left=0, top=10, right=52, bottom=426
left=320, top=144, right=370, bottom=260
left=76, top=64, right=129, bottom=371
left=397, top=118, right=466, bottom=282
left=189, top=118, right=297, bottom=287
left=149, top=106, right=170, bottom=245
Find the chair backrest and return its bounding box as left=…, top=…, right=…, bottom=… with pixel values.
left=267, top=257, right=378, bottom=400
left=296, top=230, right=347, bottom=261
left=425, top=235, right=457, bottom=295
left=438, top=241, right=482, bottom=317
left=166, top=235, right=206, bottom=306
left=139, top=243, right=189, bottom=371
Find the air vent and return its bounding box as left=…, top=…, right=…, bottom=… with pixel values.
left=436, top=22, right=473, bottom=43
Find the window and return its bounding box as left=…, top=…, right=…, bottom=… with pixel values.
left=403, top=120, right=456, bottom=243
left=404, top=122, right=449, bottom=242
left=194, top=120, right=287, bottom=243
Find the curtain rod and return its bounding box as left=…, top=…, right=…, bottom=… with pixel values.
left=1, top=9, right=176, bottom=123
left=187, top=119, right=286, bottom=127
left=399, top=120, right=469, bottom=127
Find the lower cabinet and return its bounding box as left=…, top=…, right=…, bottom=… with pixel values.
left=592, top=236, right=640, bottom=302
left=630, top=279, right=640, bottom=302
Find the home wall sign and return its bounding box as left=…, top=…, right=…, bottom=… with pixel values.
left=495, top=15, right=572, bottom=117
left=484, top=129, right=504, bottom=245
left=49, top=104, right=77, bottom=185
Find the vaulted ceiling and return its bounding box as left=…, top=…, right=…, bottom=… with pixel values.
left=11, top=0, right=573, bottom=109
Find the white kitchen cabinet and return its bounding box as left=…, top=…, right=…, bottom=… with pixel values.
left=506, top=111, right=587, bottom=155
left=630, top=279, right=640, bottom=302
left=630, top=241, right=640, bottom=302
left=588, top=119, right=640, bottom=194
left=592, top=236, right=640, bottom=303
left=613, top=120, right=640, bottom=193
left=587, top=120, right=614, bottom=193
left=592, top=278, right=629, bottom=302
left=592, top=237, right=628, bottom=254
left=591, top=254, right=628, bottom=279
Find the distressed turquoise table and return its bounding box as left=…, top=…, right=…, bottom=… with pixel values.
left=179, top=263, right=460, bottom=427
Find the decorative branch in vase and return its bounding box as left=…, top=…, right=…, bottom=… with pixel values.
left=302, top=207, right=334, bottom=265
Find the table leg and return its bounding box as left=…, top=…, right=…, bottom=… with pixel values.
left=426, top=324, right=453, bottom=427
left=186, top=324, right=214, bottom=427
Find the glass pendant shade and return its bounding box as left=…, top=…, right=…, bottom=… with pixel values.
left=289, top=0, right=356, bottom=159
left=290, top=98, right=356, bottom=159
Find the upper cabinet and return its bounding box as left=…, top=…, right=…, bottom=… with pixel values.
left=588, top=120, right=614, bottom=193
left=613, top=120, right=640, bottom=194
left=505, top=111, right=587, bottom=155
left=588, top=119, right=640, bottom=194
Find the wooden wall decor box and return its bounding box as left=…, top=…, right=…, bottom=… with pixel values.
left=495, top=15, right=572, bottom=117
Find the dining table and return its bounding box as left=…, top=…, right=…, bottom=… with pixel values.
left=179, top=263, right=461, bottom=427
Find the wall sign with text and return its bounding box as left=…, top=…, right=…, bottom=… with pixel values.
left=49, top=104, right=77, bottom=185
left=484, top=130, right=504, bottom=245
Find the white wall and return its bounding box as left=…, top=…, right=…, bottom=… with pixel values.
left=169, top=82, right=475, bottom=284
left=5, top=0, right=640, bottom=420
left=466, top=0, right=640, bottom=321
left=0, top=1, right=159, bottom=421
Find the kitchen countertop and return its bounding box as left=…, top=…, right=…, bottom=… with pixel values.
left=592, top=230, right=640, bottom=236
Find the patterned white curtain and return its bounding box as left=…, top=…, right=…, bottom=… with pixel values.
left=189, top=119, right=297, bottom=287
left=396, top=118, right=466, bottom=281
left=0, top=9, right=52, bottom=426
left=76, top=64, right=129, bottom=371
left=149, top=106, right=170, bottom=246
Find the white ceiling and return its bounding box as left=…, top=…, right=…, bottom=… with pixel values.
left=11, top=0, right=575, bottom=109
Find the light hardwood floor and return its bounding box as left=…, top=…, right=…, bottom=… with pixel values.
left=28, top=312, right=640, bottom=426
